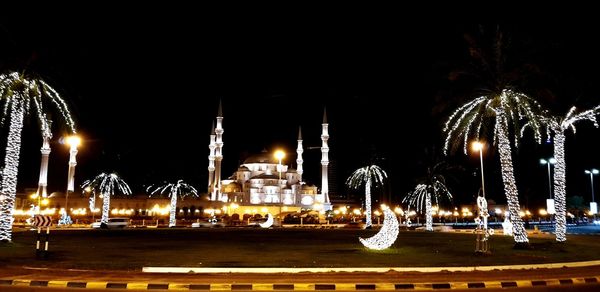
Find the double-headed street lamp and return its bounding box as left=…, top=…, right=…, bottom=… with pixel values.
left=540, top=158, right=557, bottom=215
left=585, top=168, right=599, bottom=215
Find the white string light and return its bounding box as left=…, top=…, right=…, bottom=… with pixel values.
left=359, top=208, right=399, bottom=250
left=543, top=106, right=600, bottom=242
left=147, top=180, right=198, bottom=227
left=443, top=89, right=544, bottom=244
left=403, top=179, right=452, bottom=232
left=0, top=72, right=77, bottom=242
left=346, top=165, right=387, bottom=228
left=81, top=173, right=132, bottom=224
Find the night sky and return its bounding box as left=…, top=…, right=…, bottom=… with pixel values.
left=1, top=10, right=600, bottom=209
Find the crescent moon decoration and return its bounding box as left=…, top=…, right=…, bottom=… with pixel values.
left=259, top=213, right=274, bottom=228
left=359, top=208, right=399, bottom=250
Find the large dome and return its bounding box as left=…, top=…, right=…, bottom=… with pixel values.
left=243, top=151, right=278, bottom=164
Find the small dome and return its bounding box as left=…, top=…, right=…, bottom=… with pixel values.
left=238, top=166, right=250, bottom=171
left=287, top=168, right=297, bottom=173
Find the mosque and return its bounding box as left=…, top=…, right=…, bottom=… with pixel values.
left=207, top=102, right=332, bottom=215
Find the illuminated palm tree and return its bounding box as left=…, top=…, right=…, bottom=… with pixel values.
left=0, top=72, right=76, bottom=242
left=403, top=162, right=453, bottom=231
left=541, top=106, right=600, bottom=242
left=81, top=172, right=132, bottom=225
left=147, top=180, right=198, bottom=227
left=442, top=28, right=548, bottom=245
left=346, top=165, right=387, bottom=228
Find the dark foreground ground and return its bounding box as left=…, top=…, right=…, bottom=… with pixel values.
left=1, top=228, right=599, bottom=271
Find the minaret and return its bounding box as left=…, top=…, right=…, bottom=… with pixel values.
left=320, top=108, right=331, bottom=206
left=37, top=119, right=52, bottom=200
left=213, top=100, right=224, bottom=202
left=296, top=126, right=304, bottom=182
left=208, top=122, right=216, bottom=200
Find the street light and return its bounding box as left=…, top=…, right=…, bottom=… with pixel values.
left=585, top=168, right=599, bottom=214
left=62, top=135, right=80, bottom=224
left=472, top=142, right=486, bottom=198
left=274, top=150, right=285, bottom=219
left=540, top=158, right=557, bottom=215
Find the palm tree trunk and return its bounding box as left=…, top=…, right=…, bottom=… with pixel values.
left=496, top=114, right=529, bottom=243
left=553, top=130, right=567, bottom=242
left=0, top=100, right=25, bottom=242
left=101, top=192, right=110, bottom=224
left=365, top=179, right=372, bottom=227
left=425, top=192, right=433, bottom=231
left=169, top=191, right=177, bottom=227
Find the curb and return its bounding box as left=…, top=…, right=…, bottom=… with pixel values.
left=1, top=277, right=599, bottom=290
left=143, top=259, right=600, bottom=273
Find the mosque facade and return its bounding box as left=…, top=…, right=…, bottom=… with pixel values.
left=207, top=102, right=332, bottom=214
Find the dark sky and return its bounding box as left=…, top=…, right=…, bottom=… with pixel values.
left=1, top=9, right=600, bottom=209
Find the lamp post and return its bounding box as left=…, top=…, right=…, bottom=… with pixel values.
left=585, top=168, right=599, bottom=215
left=472, top=142, right=486, bottom=198
left=540, top=158, right=557, bottom=215
left=274, top=150, right=285, bottom=220
left=472, top=141, right=490, bottom=253
left=62, top=135, right=80, bottom=224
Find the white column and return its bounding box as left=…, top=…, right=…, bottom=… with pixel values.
left=214, top=101, right=224, bottom=202
left=208, top=126, right=216, bottom=200
left=37, top=136, right=51, bottom=198
left=320, top=110, right=330, bottom=204
left=296, top=127, right=303, bottom=182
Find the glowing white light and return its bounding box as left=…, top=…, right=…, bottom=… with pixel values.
left=0, top=72, right=77, bottom=241
left=444, top=89, right=545, bottom=244
left=591, top=202, right=598, bottom=215
left=301, top=196, right=313, bottom=205
left=359, top=208, right=399, bottom=250
left=542, top=106, right=600, bottom=242
left=147, top=180, right=198, bottom=227
left=403, top=179, right=452, bottom=232
left=259, top=213, right=274, bottom=228
left=250, top=194, right=261, bottom=204
left=81, top=172, right=131, bottom=224
left=346, top=165, right=387, bottom=228
left=502, top=216, right=513, bottom=236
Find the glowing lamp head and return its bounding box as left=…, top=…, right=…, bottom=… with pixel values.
left=66, top=135, right=81, bottom=147
left=549, top=158, right=557, bottom=164
left=471, top=141, right=483, bottom=152
left=274, top=150, right=285, bottom=161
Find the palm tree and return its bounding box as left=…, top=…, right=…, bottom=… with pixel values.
left=541, top=106, right=600, bottom=242
left=346, top=165, right=387, bottom=228
left=442, top=27, right=546, bottom=245
left=81, top=173, right=132, bottom=225
left=0, top=72, right=76, bottom=242
left=147, top=180, right=198, bottom=227
left=403, top=162, right=453, bottom=231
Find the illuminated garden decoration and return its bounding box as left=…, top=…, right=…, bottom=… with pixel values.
left=147, top=180, right=198, bottom=227
left=444, top=89, right=544, bottom=244
left=403, top=162, right=453, bottom=231
left=539, top=106, right=600, bottom=242
left=346, top=165, right=387, bottom=228
left=359, top=207, right=399, bottom=250
left=0, top=72, right=76, bottom=242
left=81, top=173, right=132, bottom=225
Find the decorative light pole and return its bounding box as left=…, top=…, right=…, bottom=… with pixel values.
left=274, top=150, right=285, bottom=220
left=585, top=169, right=599, bottom=215
left=472, top=142, right=486, bottom=199
left=61, top=135, right=80, bottom=225
left=472, top=141, right=491, bottom=253
left=540, top=158, right=557, bottom=215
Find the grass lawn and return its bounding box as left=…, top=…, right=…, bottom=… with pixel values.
left=1, top=228, right=599, bottom=270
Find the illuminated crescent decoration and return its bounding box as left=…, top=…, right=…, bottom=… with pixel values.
left=260, top=213, right=274, bottom=228
left=359, top=208, right=399, bottom=250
